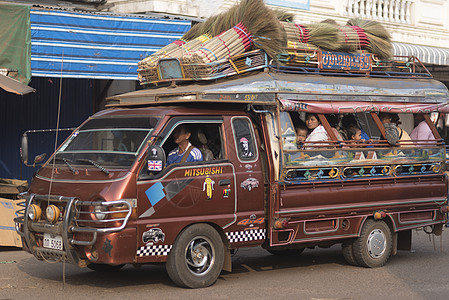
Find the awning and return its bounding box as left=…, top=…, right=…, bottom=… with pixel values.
left=279, top=99, right=449, bottom=114
left=30, top=9, right=191, bottom=80
left=0, top=74, right=35, bottom=95
left=393, top=42, right=449, bottom=66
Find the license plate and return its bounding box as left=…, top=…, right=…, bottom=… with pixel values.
left=43, top=233, right=63, bottom=250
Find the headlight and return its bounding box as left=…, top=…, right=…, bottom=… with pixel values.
left=28, top=204, right=42, bottom=221
left=46, top=205, right=61, bottom=223
left=94, top=205, right=108, bottom=220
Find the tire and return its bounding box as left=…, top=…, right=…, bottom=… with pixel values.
left=87, top=263, right=125, bottom=272
left=341, top=240, right=358, bottom=266
left=353, top=219, right=392, bottom=268
left=166, top=224, right=224, bottom=288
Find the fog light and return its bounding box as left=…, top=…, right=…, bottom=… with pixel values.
left=28, top=204, right=42, bottom=221
left=46, top=205, right=60, bottom=223
left=94, top=205, right=108, bottom=220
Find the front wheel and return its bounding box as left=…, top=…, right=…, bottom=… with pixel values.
left=353, top=219, right=392, bottom=268
left=166, top=224, right=224, bottom=288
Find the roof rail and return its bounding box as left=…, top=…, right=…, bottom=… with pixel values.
left=138, top=49, right=433, bottom=87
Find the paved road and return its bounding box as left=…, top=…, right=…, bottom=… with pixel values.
left=1, top=228, right=448, bottom=300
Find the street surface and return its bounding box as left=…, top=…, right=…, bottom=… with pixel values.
left=1, top=228, right=448, bottom=299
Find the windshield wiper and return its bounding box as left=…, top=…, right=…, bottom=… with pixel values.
left=54, top=158, right=78, bottom=174
left=76, top=159, right=110, bottom=175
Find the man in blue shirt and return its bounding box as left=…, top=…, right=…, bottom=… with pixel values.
left=166, top=125, right=203, bottom=166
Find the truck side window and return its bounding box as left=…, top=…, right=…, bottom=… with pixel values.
left=232, top=118, right=257, bottom=161
left=279, top=112, right=297, bottom=150
left=162, top=122, right=224, bottom=164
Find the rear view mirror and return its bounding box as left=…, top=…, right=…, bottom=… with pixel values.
left=147, top=145, right=166, bottom=174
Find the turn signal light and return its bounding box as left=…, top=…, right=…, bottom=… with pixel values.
left=273, top=218, right=289, bottom=229
left=440, top=206, right=449, bottom=214
left=46, top=205, right=61, bottom=223
left=28, top=204, right=42, bottom=221
left=374, top=210, right=387, bottom=220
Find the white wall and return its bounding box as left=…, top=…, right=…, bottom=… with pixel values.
left=106, top=0, right=449, bottom=48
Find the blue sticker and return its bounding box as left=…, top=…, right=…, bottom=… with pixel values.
left=145, top=182, right=166, bottom=206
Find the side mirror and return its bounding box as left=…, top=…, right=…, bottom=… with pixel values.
left=21, top=133, right=28, bottom=165
left=147, top=145, right=166, bottom=175
left=33, top=153, right=47, bottom=166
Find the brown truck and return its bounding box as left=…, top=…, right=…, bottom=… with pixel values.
left=15, top=54, right=449, bottom=288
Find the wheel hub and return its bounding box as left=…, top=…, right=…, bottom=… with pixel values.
left=367, top=229, right=386, bottom=258
left=185, top=237, right=214, bottom=275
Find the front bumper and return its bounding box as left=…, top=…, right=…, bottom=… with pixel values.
left=14, top=193, right=132, bottom=266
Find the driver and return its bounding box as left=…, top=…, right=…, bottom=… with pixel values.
left=166, top=125, right=203, bottom=166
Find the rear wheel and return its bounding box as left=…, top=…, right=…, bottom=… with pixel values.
left=353, top=219, right=392, bottom=268
left=166, top=224, right=224, bottom=288
left=87, top=263, right=124, bottom=272
left=341, top=240, right=358, bottom=266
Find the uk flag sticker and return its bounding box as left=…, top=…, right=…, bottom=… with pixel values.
left=148, top=160, right=162, bottom=171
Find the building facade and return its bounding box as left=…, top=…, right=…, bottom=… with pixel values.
left=107, top=0, right=449, bottom=82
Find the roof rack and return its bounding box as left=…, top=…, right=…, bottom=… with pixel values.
left=138, top=48, right=433, bottom=87
left=273, top=47, right=432, bottom=79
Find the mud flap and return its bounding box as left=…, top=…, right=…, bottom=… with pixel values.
left=222, top=246, right=232, bottom=272
left=397, top=229, right=412, bottom=251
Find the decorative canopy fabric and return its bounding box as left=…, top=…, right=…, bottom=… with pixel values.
left=0, top=4, right=31, bottom=84
left=280, top=99, right=449, bottom=114
left=393, top=42, right=449, bottom=66
left=30, top=9, right=191, bottom=80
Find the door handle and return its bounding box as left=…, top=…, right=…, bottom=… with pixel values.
left=219, top=179, right=231, bottom=186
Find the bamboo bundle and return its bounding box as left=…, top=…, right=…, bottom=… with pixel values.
left=138, top=39, right=186, bottom=70
left=181, top=23, right=252, bottom=78
left=287, top=41, right=318, bottom=51
left=138, top=34, right=211, bottom=70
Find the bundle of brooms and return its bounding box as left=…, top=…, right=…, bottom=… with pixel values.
left=138, top=0, right=286, bottom=81
left=281, top=18, right=391, bottom=59
left=138, top=0, right=393, bottom=83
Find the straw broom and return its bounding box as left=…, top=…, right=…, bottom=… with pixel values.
left=346, top=18, right=392, bottom=59
left=281, top=21, right=342, bottom=51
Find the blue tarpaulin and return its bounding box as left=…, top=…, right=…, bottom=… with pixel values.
left=30, top=9, right=191, bottom=80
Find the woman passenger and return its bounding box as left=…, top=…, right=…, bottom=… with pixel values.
left=305, top=113, right=328, bottom=143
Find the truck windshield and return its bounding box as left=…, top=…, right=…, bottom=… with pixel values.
left=54, top=116, right=159, bottom=168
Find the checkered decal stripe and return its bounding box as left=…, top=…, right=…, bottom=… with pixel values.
left=226, top=229, right=266, bottom=243
left=137, top=244, right=172, bottom=257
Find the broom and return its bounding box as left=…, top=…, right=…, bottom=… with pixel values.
left=282, top=21, right=341, bottom=51
left=346, top=18, right=392, bottom=59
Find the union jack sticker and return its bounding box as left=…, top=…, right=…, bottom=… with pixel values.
left=148, top=160, right=162, bottom=171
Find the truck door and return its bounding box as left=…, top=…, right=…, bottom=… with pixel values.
left=227, top=116, right=265, bottom=239
left=135, top=118, right=237, bottom=260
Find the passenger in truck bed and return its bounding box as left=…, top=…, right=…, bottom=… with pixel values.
left=295, top=124, right=308, bottom=149
left=167, top=125, right=203, bottom=166
left=305, top=113, right=328, bottom=146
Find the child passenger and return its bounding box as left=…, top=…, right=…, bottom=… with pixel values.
left=346, top=125, right=363, bottom=146
left=295, top=125, right=308, bottom=149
